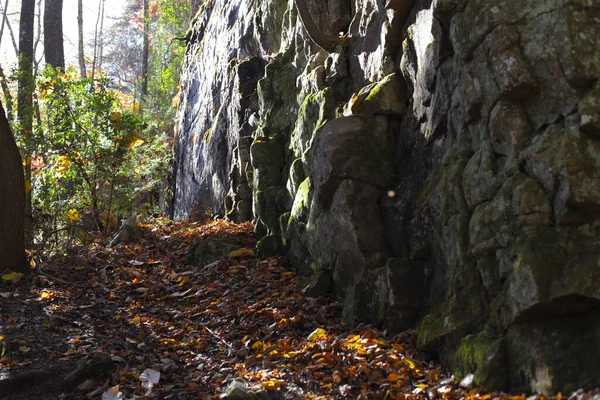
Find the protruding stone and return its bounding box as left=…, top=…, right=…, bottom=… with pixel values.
left=250, top=140, right=285, bottom=167
left=359, top=73, right=407, bottom=118
left=485, top=25, right=536, bottom=99
left=489, top=100, right=531, bottom=159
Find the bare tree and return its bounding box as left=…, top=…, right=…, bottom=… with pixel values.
left=0, top=0, right=14, bottom=121
left=91, top=0, right=105, bottom=82
left=0, top=99, right=27, bottom=273
left=0, top=0, right=18, bottom=56
left=43, top=0, right=65, bottom=70
left=77, top=0, right=86, bottom=78
left=140, top=0, right=149, bottom=108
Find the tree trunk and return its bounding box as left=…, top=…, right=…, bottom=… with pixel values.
left=43, top=0, right=65, bottom=70
left=77, top=0, right=86, bottom=78
left=0, top=100, right=27, bottom=273
left=0, top=0, right=10, bottom=45
left=140, top=0, right=149, bottom=108
left=18, top=0, right=35, bottom=244
left=91, top=0, right=105, bottom=82
left=0, top=0, right=18, bottom=56
left=0, top=63, right=13, bottom=122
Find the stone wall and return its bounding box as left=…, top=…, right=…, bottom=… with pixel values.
left=172, top=0, right=600, bottom=393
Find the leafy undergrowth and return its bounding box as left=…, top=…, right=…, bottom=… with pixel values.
left=0, top=219, right=590, bottom=399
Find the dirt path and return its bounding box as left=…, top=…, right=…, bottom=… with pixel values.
left=0, top=219, right=574, bottom=399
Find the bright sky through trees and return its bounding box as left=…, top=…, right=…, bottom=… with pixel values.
left=0, top=0, right=126, bottom=68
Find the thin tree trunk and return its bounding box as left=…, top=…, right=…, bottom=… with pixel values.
left=140, top=0, right=149, bottom=109
left=44, top=0, right=65, bottom=70
left=0, top=100, right=27, bottom=273
left=0, top=63, right=14, bottom=122
left=77, top=0, right=86, bottom=78
left=0, top=0, right=18, bottom=56
left=18, top=0, right=35, bottom=244
left=0, top=0, right=10, bottom=45
left=0, top=0, right=13, bottom=119
left=91, top=0, right=104, bottom=82
left=97, top=0, right=104, bottom=71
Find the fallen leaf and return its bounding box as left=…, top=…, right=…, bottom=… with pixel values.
left=308, top=328, right=326, bottom=341
left=1, top=272, right=24, bottom=282
left=227, top=248, right=255, bottom=258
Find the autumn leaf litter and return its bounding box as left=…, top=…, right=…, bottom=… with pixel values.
left=0, top=219, right=588, bottom=399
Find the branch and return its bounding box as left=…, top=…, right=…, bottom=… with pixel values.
left=293, top=0, right=344, bottom=52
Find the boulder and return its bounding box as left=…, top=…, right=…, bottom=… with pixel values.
left=187, top=237, right=245, bottom=267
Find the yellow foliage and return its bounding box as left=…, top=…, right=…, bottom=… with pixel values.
left=120, top=134, right=145, bottom=148
left=54, top=155, right=71, bottom=177
left=110, top=111, right=122, bottom=122
left=66, top=208, right=80, bottom=222
left=24, top=178, right=32, bottom=194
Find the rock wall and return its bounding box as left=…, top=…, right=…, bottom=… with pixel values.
left=172, top=0, right=600, bottom=394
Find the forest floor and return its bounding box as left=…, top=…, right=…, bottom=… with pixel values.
left=0, top=219, right=593, bottom=399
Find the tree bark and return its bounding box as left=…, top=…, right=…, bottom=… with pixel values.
left=0, top=100, right=27, bottom=273
left=91, top=0, right=105, bottom=82
left=293, top=0, right=343, bottom=52
left=43, top=0, right=65, bottom=70
left=0, top=63, right=14, bottom=122
left=0, top=0, right=10, bottom=46
left=0, top=0, right=18, bottom=56
left=77, top=0, right=86, bottom=78
left=0, top=1, right=13, bottom=120
left=18, top=0, right=35, bottom=244
left=140, top=0, right=149, bottom=108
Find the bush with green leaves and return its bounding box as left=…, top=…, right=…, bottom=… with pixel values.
left=31, top=66, right=171, bottom=246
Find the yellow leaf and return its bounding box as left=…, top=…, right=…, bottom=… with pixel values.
left=227, top=248, right=255, bottom=258
left=307, top=328, right=326, bottom=341
left=120, top=134, right=144, bottom=148
left=66, top=209, right=80, bottom=222
left=403, top=358, right=416, bottom=369
left=40, top=290, right=53, bottom=300
left=19, top=346, right=30, bottom=352
left=2, top=272, right=24, bottom=282
left=110, top=111, right=122, bottom=122
left=251, top=341, right=263, bottom=350
left=54, top=155, right=71, bottom=177
left=24, top=178, right=32, bottom=194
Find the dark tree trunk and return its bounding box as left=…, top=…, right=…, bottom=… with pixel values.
left=0, top=101, right=27, bottom=273
left=18, top=0, right=35, bottom=244
left=77, top=0, right=86, bottom=78
left=43, top=0, right=65, bottom=70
